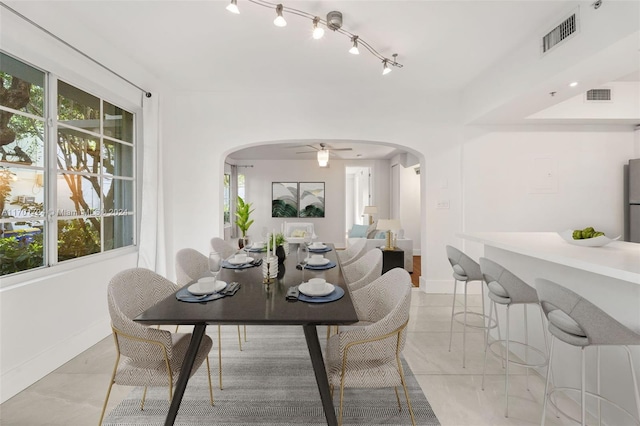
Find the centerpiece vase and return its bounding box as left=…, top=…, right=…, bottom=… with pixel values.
left=276, top=245, right=286, bottom=264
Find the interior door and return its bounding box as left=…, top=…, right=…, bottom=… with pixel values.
left=391, top=164, right=400, bottom=220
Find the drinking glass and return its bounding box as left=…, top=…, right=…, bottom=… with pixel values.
left=303, top=231, right=313, bottom=262
left=209, top=251, right=222, bottom=282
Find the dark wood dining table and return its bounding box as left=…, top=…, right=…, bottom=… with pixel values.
left=134, top=243, right=358, bottom=426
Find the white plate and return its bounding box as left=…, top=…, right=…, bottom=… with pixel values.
left=299, top=282, right=335, bottom=297
left=307, top=257, right=330, bottom=266
left=228, top=256, right=254, bottom=265
left=310, top=244, right=327, bottom=250
left=187, top=281, right=227, bottom=295
left=558, top=230, right=620, bottom=247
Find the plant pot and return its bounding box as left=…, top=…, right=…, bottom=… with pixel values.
left=276, top=245, right=286, bottom=264
left=238, top=237, right=249, bottom=249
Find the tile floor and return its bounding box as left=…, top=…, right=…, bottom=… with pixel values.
left=0, top=290, right=578, bottom=426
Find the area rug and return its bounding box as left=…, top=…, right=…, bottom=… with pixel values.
left=103, top=325, right=440, bottom=425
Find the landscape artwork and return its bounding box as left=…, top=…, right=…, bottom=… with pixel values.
left=272, top=182, right=298, bottom=217
left=298, top=182, right=325, bottom=218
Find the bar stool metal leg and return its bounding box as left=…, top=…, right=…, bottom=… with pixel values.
left=541, top=337, right=555, bottom=426
left=624, top=345, right=640, bottom=424
left=581, top=347, right=586, bottom=426
left=448, top=279, right=458, bottom=353
left=505, top=304, right=510, bottom=418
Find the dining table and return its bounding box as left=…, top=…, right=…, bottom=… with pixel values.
left=134, top=243, right=358, bottom=426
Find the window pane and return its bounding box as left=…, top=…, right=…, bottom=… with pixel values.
left=104, top=214, right=133, bottom=251
left=224, top=173, right=230, bottom=224
left=57, top=217, right=100, bottom=261
left=0, top=52, right=45, bottom=116
left=1, top=115, right=45, bottom=167
left=57, top=128, right=100, bottom=173
left=102, top=177, right=133, bottom=213
left=57, top=81, right=100, bottom=132
left=57, top=173, right=101, bottom=215
left=103, top=101, right=133, bottom=143
left=0, top=223, right=44, bottom=276
left=1, top=167, right=45, bottom=219
left=103, top=140, right=133, bottom=177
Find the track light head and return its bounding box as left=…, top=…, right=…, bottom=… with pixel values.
left=226, top=0, right=239, bottom=14
left=349, top=36, right=360, bottom=55
left=274, top=4, right=286, bottom=27
left=382, top=59, right=391, bottom=75
left=312, top=17, right=324, bottom=39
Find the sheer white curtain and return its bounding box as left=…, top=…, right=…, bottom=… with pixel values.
left=137, top=94, right=166, bottom=275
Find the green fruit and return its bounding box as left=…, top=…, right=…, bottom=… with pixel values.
left=572, top=230, right=582, bottom=240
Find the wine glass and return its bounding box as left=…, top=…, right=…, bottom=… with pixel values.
left=209, top=251, right=222, bottom=283
left=303, top=230, right=313, bottom=262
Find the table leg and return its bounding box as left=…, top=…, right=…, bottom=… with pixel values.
left=164, top=324, right=206, bottom=426
left=303, top=325, right=338, bottom=426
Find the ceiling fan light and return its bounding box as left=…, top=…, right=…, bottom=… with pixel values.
left=226, top=0, right=239, bottom=14
left=317, top=149, right=329, bottom=167
left=349, top=36, right=360, bottom=55
left=274, top=4, right=287, bottom=27
left=312, top=18, right=325, bottom=39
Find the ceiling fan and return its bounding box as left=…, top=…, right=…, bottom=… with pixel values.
left=294, top=143, right=352, bottom=167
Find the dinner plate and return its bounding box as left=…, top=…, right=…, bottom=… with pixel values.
left=228, top=256, right=254, bottom=265
left=187, top=281, right=227, bottom=295
left=558, top=230, right=620, bottom=247
left=298, top=282, right=335, bottom=297
left=309, top=244, right=327, bottom=250
left=307, top=257, right=330, bottom=266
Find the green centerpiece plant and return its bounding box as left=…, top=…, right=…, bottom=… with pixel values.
left=235, top=196, right=254, bottom=248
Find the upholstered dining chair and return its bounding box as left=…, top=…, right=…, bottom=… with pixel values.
left=325, top=268, right=416, bottom=426
left=210, top=237, right=237, bottom=260
left=175, top=248, right=245, bottom=390
left=99, top=267, right=214, bottom=425
left=336, top=238, right=368, bottom=267
left=341, top=248, right=383, bottom=289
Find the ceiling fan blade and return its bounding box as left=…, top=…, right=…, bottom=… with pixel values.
left=295, top=151, right=316, bottom=154
left=330, top=148, right=353, bottom=151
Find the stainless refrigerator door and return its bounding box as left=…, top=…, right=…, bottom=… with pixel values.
left=631, top=204, right=640, bottom=243
left=630, top=159, right=640, bottom=204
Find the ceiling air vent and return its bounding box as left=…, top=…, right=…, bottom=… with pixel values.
left=586, top=88, right=612, bottom=101
left=542, top=12, right=578, bottom=54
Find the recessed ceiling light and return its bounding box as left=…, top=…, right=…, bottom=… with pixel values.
left=569, top=81, right=579, bottom=87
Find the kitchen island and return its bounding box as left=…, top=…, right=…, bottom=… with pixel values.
left=458, top=232, right=640, bottom=424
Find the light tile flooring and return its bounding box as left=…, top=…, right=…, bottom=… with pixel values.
left=0, top=290, right=578, bottom=425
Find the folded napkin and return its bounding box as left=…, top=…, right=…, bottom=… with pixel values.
left=300, top=260, right=337, bottom=270
left=245, top=247, right=266, bottom=253
left=222, top=258, right=263, bottom=269
left=308, top=246, right=332, bottom=253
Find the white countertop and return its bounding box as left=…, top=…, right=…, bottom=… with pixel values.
left=458, top=232, right=640, bottom=284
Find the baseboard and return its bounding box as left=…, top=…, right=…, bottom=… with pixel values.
left=0, top=318, right=111, bottom=403
left=419, top=279, right=483, bottom=294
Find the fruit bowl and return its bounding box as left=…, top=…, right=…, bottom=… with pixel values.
left=558, top=230, right=620, bottom=247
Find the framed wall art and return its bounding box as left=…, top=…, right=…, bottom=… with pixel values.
left=298, top=182, right=325, bottom=218
left=272, top=182, right=298, bottom=217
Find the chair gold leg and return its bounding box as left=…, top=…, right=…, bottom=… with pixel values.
left=237, top=326, right=243, bottom=351
left=398, top=357, right=416, bottom=426
left=205, top=356, right=215, bottom=405
left=339, top=380, right=345, bottom=426
left=99, top=348, right=120, bottom=426
left=394, top=386, right=401, bottom=410
left=141, top=386, right=148, bottom=410
left=98, top=380, right=115, bottom=425
left=244, top=325, right=247, bottom=342
left=218, top=325, right=223, bottom=390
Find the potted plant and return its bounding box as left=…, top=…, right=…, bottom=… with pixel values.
left=235, top=196, right=254, bottom=249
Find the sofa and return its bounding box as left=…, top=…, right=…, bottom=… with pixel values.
left=346, top=219, right=413, bottom=272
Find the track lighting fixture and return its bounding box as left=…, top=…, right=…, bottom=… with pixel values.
left=226, top=0, right=240, bottom=14
left=349, top=36, right=360, bottom=55
left=225, top=0, right=403, bottom=75
left=312, top=17, right=324, bottom=40
left=273, top=4, right=286, bottom=27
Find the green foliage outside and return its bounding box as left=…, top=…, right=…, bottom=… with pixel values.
left=0, top=233, right=43, bottom=275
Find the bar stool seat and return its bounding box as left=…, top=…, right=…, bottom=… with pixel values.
left=480, top=257, right=550, bottom=418
left=446, top=246, right=497, bottom=368
left=536, top=278, right=640, bottom=426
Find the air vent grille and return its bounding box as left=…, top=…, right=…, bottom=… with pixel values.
left=586, top=89, right=611, bottom=101
left=542, top=13, right=577, bottom=53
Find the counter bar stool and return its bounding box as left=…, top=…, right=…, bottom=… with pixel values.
left=536, top=278, right=640, bottom=426
left=446, top=245, right=497, bottom=368
left=479, top=258, right=550, bottom=418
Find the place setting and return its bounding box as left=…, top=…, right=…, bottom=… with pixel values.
left=307, top=241, right=332, bottom=253
left=222, top=252, right=263, bottom=269
left=244, top=240, right=267, bottom=253
left=298, top=253, right=336, bottom=270
left=286, top=278, right=344, bottom=303
left=176, top=253, right=241, bottom=302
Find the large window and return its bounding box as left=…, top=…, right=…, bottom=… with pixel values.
left=0, top=52, right=136, bottom=276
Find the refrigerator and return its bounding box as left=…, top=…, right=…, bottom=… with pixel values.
left=627, top=159, right=640, bottom=243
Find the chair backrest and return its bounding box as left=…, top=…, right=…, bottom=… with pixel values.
left=340, top=238, right=368, bottom=265
left=445, top=245, right=482, bottom=282
left=479, top=257, right=538, bottom=304
left=210, top=237, right=237, bottom=260
left=175, top=248, right=212, bottom=287
left=535, top=278, right=640, bottom=346
left=343, top=248, right=383, bottom=288
left=351, top=268, right=413, bottom=355
left=107, top=268, right=175, bottom=359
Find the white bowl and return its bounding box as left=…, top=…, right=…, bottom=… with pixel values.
left=558, top=230, right=620, bottom=247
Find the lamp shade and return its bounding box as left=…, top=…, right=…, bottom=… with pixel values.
left=317, top=149, right=329, bottom=167
left=363, top=206, right=378, bottom=215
